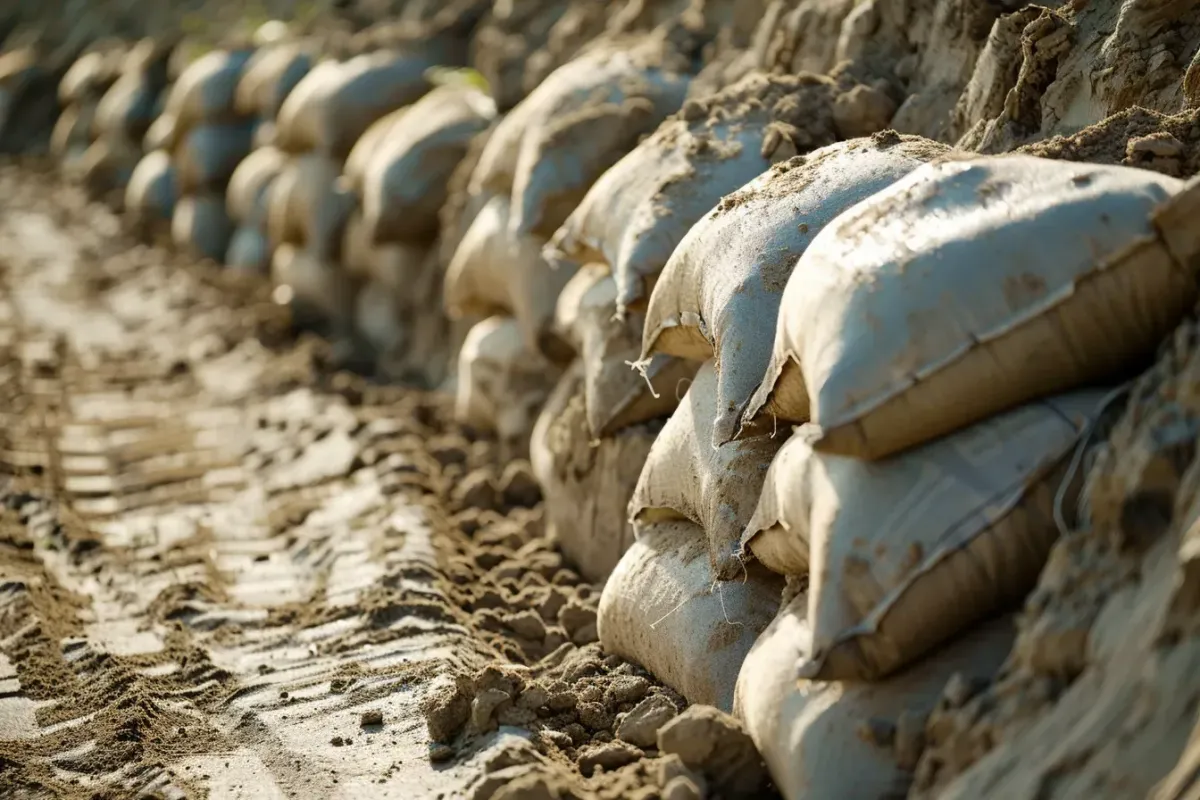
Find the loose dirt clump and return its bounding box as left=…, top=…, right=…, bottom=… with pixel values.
left=1018, top=105, right=1200, bottom=177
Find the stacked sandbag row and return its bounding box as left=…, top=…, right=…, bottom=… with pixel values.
left=591, top=145, right=1200, bottom=796
left=51, top=43, right=124, bottom=173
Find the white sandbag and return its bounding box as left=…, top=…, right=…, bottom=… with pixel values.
left=51, top=101, right=97, bottom=163
left=743, top=155, right=1199, bottom=460
left=93, top=73, right=160, bottom=142
left=174, top=123, right=255, bottom=194
left=59, top=50, right=120, bottom=106
left=143, top=112, right=180, bottom=152
left=124, top=150, right=176, bottom=225
left=455, top=315, right=561, bottom=445
left=270, top=243, right=359, bottom=325
left=530, top=362, right=658, bottom=583
left=641, top=134, right=951, bottom=447
left=342, top=106, right=409, bottom=195
left=509, top=39, right=693, bottom=238
left=164, top=49, right=254, bottom=131
left=734, top=593, right=1014, bottom=800
left=361, top=85, right=496, bottom=244
left=234, top=43, right=312, bottom=119
left=743, top=391, right=1103, bottom=682
left=274, top=50, right=438, bottom=159
left=265, top=152, right=355, bottom=258
left=443, top=195, right=575, bottom=359
left=554, top=264, right=697, bottom=437
left=225, top=224, right=271, bottom=275
left=171, top=194, right=234, bottom=261
left=630, top=361, right=784, bottom=581
left=468, top=95, right=537, bottom=198
left=598, top=520, right=784, bottom=711
left=226, top=145, right=286, bottom=224
left=548, top=72, right=841, bottom=312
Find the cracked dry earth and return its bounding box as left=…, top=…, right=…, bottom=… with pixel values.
left=0, top=164, right=645, bottom=799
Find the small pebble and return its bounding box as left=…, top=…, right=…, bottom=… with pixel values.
left=361, top=709, right=384, bottom=726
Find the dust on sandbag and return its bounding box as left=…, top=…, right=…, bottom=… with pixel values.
left=172, top=193, right=234, bottom=262
left=530, top=361, right=660, bottom=583
left=554, top=264, right=697, bottom=437
left=174, top=122, right=254, bottom=194
left=455, top=315, right=563, bottom=452
left=361, top=84, right=496, bottom=245
left=506, top=34, right=695, bottom=239
left=549, top=71, right=846, bottom=314
left=744, top=390, right=1106, bottom=683
left=733, top=592, right=1015, bottom=800
left=630, top=361, right=784, bottom=581
left=641, top=132, right=951, bottom=447
left=124, top=149, right=176, bottom=233
left=743, top=154, right=1200, bottom=461
left=597, top=519, right=784, bottom=711
left=444, top=194, right=575, bottom=361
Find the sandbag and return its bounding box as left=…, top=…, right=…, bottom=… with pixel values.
left=354, top=279, right=406, bottom=357
left=265, top=152, right=355, bottom=258
left=469, top=93, right=537, bottom=198
left=59, top=50, right=121, bottom=106
left=252, top=120, right=277, bottom=149
left=548, top=72, right=841, bottom=312
left=225, top=225, right=271, bottom=275
left=94, top=73, right=161, bottom=142
left=274, top=50, right=439, bottom=159
left=630, top=361, right=784, bottom=581
left=144, top=112, right=180, bottom=152
left=51, top=101, right=97, bottom=163
left=171, top=194, right=234, bottom=261
left=597, top=520, right=784, bottom=711
left=361, top=85, right=496, bottom=244
left=124, top=150, right=176, bottom=225
left=734, top=593, right=1014, bottom=800
left=174, top=123, right=255, bottom=194
left=554, top=264, right=697, bottom=437
left=530, top=361, right=659, bottom=583
left=641, top=134, right=951, bottom=447
left=164, top=49, right=253, bottom=131
left=743, top=391, right=1103, bottom=682
left=508, top=38, right=694, bottom=238
left=342, top=106, right=409, bottom=195
left=234, top=43, right=312, bottom=119
left=444, top=195, right=574, bottom=359
left=454, top=315, right=562, bottom=446
left=743, top=155, right=1200, bottom=460
left=226, top=145, right=286, bottom=224
left=270, top=243, right=359, bottom=326
left=78, top=136, right=141, bottom=200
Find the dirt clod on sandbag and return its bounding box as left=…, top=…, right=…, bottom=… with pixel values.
left=455, top=315, right=563, bottom=451
left=549, top=71, right=842, bottom=314
left=744, top=391, right=1104, bottom=683
left=529, top=361, right=659, bottom=583
left=735, top=591, right=1015, bottom=800
left=630, top=361, right=784, bottom=580
left=744, top=154, right=1200, bottom=461
left=554, top=264, right=697, bottom=437
left=597, top=519, right=784, bottom=711
left=444, top=194, right=575, bottom=361
left=124, top=149, right=176, bottom=231
left=174, top=122, right=254, bottom=194
left=656, top=705, right=770, bottom=798
left=499, top=33, right=695, bottom=240
left=640, top=132, right=950, bottom=447
left=172, top=192, right=234, bottom=262
left=361, top=84, right=496, bottom=245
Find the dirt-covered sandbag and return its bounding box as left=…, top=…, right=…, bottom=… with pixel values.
left=174, top=123, right=255, bottom=194
left=547, top=72, right=841, bottom=311
left=265, top=152, right=355, bottom=259
left=275, top=49, right=442, bottom=159
left=342, top=107, right=410, bottom=195
left=734, top=592, right=1014, bottom=800
left=361, top=85, right=496, bottom=244
left=234, top=42, right=312, bottom=120
left=50, top=101, right=98, bottom=165
left=164, top=49, right=254, bottom=131
left=530, top=361, right=660, bottom=583
left=143, top=112, right=179, bottom=153
left=743, top=391, right=1103, bottom=682
left=124, top=150, right=176, bottom=228
left=226, top=145, right=287, bottom=225
left=639, top=133, right=950, bottom=447
left=225, top=224, right=271, bottom=275
left=509, top=37, right=695, bottom=238
left=59, top=49, right=122, bottom=107
left=598, top=520, right=784, bottom=711
left=455, top=315, right=562, bottom=447
left=743, top=155, right=1200, bottom=461
left=554, top=264, right=697, bottom=437
left=444, top=194, right=574, bottom=360
left=171, top=194, right=234, bottom=262
left=630, top=361, right=784, bottom=581
left=94, top=72, right=162, bottom=144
